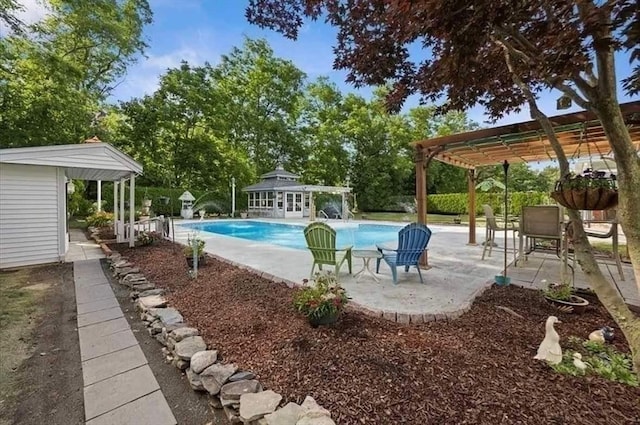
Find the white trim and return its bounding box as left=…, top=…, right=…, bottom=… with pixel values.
left=129, top=173, right=135, bottom=248
left=267, top=184, right=351, bottom=193
left=113, top=181, right=119, bottom=236
left=57, top=169, right=67, bottom=260
left=0, top=143, right=142, bottom=180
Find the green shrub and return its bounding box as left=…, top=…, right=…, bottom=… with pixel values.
left=380, top=191, right=550, bottom=215
left=86, top=211, right=114, bottom=227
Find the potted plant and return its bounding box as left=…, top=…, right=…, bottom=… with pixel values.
left=542, top=279, right=590, bottom=313
left=184, top=235, right=206, bottom=268
left=293, top=273, right=349, bottom=327
left=550, top=169, right=618, bottom=210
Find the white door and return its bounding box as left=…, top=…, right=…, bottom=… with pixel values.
left=285, top=192, right=303, bottom=218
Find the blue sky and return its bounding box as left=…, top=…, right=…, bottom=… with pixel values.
left=108, top=0, right=637, bottom=127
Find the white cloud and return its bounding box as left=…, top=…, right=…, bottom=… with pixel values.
left=0, top=0, right=49, bottom=34
left=110, top=30, right=219, bottom=101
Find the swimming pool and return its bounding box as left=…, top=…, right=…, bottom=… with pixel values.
left=183, top=220, right=403, bottom=250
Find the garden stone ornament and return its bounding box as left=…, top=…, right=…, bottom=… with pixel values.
left=589, top=326, right=615, bottom=343
left=534, top=316, right=562, bottom=365
left=572, top=353, right=587, bottom=372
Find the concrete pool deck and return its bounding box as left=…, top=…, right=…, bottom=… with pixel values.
left=172, top=219, right=638, bottom=322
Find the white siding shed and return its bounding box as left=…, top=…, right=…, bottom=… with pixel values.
left=0, top=143, right=142, bottom=269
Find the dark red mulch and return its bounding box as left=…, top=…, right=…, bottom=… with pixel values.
left=112, top=240, right=640, bottom=425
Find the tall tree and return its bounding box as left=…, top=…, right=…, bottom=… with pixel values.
left=247, top=0, right=640, bottom=374
left=0, top=0, right=151, bottom=148
left=298, top=77, right=350, bottom=185
left=211, top=37, right=307, bottom=176
left=110, top=62, right=254, bottom=197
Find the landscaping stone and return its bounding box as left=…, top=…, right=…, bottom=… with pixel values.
left=220, top=380, right=262, bottom=402
left=239, top=390, right=282, bottom=422
left=174, top=336, right=206, bottom=361
left=116, top=267, right=140, bottom=277
left=300, top=396, right=331, bottom=419
left=190, top=350, right=218, bottom=374
left=136, top=295, right=168, bottom=310
left=296, top=416, right=336, bottom=425
left=200, top=363, right=238, bottom=395
left=131, top=283, right=155, bottom=292
left=264, top=402, right=304, bottom=425
left=173, top=358, right=189, bottom=370
left=396, top=312, right=410, bottom=324
left=166, top=337, right=176, bottom=351
left=170, top=327, right=199, bottom=342
left=154, top=334, right=167, bottom=346
left=228, top=371, right=255, bottom=382
left=148, top=308, right=183, bottom=326
left=138, top=288, right=166, bottom=298
left=208, top=396, right=223, bottom=409
left=150, top=320, right=163, bottom=335
left=223, top=406, right=241, bottom=424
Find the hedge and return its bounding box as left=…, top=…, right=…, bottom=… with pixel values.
left=383, top=192, right=550, bottom=215
left=99, top=186, right=245, bottom=217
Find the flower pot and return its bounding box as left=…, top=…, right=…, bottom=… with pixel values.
left=185, top=255, right=206, bottom=268
left=544, top=294, right=590, bottom=314
left=550, top=187, right=618, bottom=211
left=142, top=199, right=152, bottom=207
left=494, top=275, right=511, bottom=286
left=308, top=311, right=339, bottom=327
left=240, top=212, right=248, bottom=219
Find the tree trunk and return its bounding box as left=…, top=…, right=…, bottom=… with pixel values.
left=527, top=99, right=640, bottom=376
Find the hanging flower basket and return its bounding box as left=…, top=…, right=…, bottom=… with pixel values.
left=550, top=170, right=618, bottom=211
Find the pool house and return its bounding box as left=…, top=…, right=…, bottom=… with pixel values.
left=242, top=165, right=351, bottom=219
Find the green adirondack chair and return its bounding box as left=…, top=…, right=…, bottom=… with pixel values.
left=303, top=222, right=352, bottom=279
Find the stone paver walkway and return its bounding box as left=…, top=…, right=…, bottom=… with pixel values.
left=67, top=228, right=106, bottom=262
left=74, top=256, right=176, bottom=424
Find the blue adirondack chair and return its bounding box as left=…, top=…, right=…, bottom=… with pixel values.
left=376, top=223, right=432, bottom=284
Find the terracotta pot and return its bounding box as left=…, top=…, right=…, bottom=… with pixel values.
left=550, top=187, right=618, bottom=211
left=544, top=294, right=590, bottom=314
left=308, top=311, right=340, bottom=327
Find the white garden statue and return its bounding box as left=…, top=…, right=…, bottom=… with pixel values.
left=534, top=316, right=563, bottom=365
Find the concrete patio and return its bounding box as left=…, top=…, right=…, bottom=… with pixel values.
left=172, top=219, right=638, bottom=321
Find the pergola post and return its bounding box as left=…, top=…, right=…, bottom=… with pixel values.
left=119, top=177, right=125, bottom=243
left=415, top=146, right=429, bottom=267
left=97, top=180, right=102, bottom=211
left=309, top=192, right=315, bottom=222
left=129, top=173, right=135, bottom=248
left=113, top=181, right=119, bottom=237
left=341, top=192, right=346, bottom=221
left=467, top=168, right=477, bottom=245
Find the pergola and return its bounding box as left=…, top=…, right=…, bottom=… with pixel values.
left=412, top=101, right=640, bottom=264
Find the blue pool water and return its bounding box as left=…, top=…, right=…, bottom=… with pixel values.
left=184, top=221, right=403, bottom=250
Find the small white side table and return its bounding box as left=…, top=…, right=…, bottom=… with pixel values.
left=352, top=249, right=383, bottom=282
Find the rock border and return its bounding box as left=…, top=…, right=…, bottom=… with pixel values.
left=106, top=251, right=336, bottom=425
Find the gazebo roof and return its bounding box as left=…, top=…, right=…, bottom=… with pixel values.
left=412, top=101, right=640, bottom=169
left=260, top=164, right=300, bottom=180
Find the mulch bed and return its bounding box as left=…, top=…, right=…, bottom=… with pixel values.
left=112, top=240, right=640, bottom=425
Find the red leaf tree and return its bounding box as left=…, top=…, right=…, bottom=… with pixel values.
left=247, top=0, right=640, bottom=375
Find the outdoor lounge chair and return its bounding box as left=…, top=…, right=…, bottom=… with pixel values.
left=482, top=204, right=518, bottom=261
left=376, top=223, right=432, bottom=284
left=304, top=222, right=352, bottom=278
